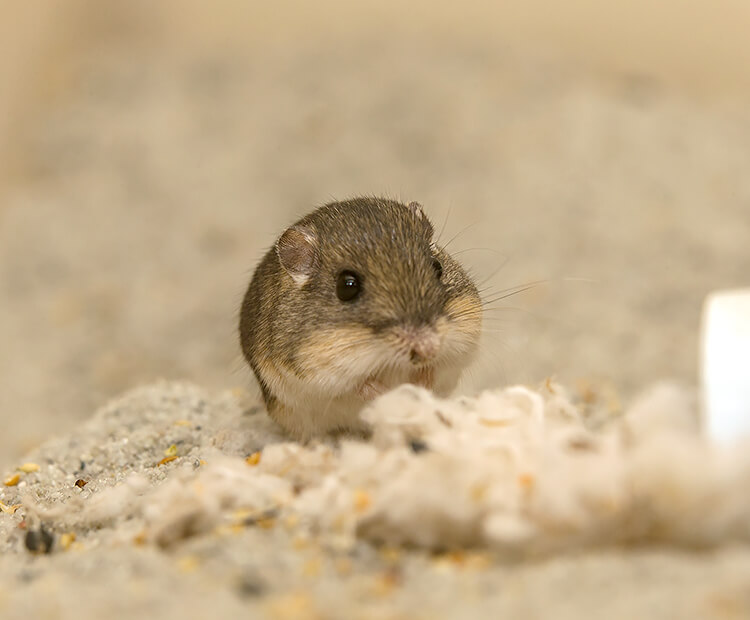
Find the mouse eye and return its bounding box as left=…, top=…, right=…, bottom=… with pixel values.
left=336, top=270, right=361, bottom=302
left=432, top=258, right=443, bottom=280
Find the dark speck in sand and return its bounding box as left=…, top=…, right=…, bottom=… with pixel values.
left=25, top=527, right=55, bottom=555
left=235, top=573, right=267, bottom=598
left=408, top=439, right=429, bottom=454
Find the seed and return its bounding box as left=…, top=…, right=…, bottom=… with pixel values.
left=4, top=474, right=20, bottom=486
left=518, top=473, right=535, bottom=490
left=0, top=501, right=21, bottom=514
left=59, top=532, right=77, bottom=550
left=353, top=489, right=371, bottom=513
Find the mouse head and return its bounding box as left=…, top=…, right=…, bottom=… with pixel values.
left=275, top=198, right=481, bottom=394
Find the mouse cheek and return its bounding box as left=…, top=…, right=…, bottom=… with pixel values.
left=296, top=326, right=387, bottom=395
left=446, top=295, right=483, bottom=328
left=441, top=295, right=483, bottom=354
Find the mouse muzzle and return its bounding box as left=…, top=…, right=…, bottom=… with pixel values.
left=392, top=323, right=443, bottom=366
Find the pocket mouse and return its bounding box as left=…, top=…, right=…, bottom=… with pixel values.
left=239, top=197, right=482, bottom=439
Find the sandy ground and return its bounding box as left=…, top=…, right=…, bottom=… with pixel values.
left=1, top=3, right=750, bottom=618
left=3, top=380, right=750, bottom=620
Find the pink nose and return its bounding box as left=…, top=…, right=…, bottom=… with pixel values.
left=395, top=325, right=440, bottom=365
left=410, top=340, right=438, bottom=364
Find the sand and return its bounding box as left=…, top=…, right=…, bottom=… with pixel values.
left=2, top=380, right=750, bottom=619
left=1, top=4, right=750, bottom=618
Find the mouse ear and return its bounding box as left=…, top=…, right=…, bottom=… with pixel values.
left=276, top=225, right=318, bottom=284
left=407, top=201, right=434, bottom=238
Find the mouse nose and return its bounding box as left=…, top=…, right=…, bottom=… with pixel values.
left=394, top=324, right=441, bottom=365
left=409, top=340, right=438, bottom=364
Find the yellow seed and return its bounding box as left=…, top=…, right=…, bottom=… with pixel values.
left=353, top=489, right=371, bottom=513
left=198, top=459, right=207, bottom=466
left=133, top=531, right=147, bottom=546
left=230, top=387, right=247, bottom=398
left=256, top=517, right=275, bottom=530
left=283, top=514, right=300, bottom=530
left=464, top=551, right=493, bottom=570
left=470, top=483, right=487, bottom=503
left=4, top=474, right=20, bottom=487
left=334, top=557, right=352, bottom=576
left=379, top=547, right=401, bottom=564
left=432, top=557, right=453, bottom=574
left=245, top=452, right=261, bottom=466
left=232, top=508, right=255, bottom=522
left=446, top=550, right=466, bottom=565
left=177, top=555, right=200, bottom=573
left=157, top=455, right=177, bottom=466
left=265, top=592, right=316, bottom=619
left=302, top=558, right=321, bottom=577
left=371, top=570, right=400, bottom=596
left=174, top=420, right=192, bottom=427
left=17, top=463, right=40, bottom=474
left=213, top=525, right=234, bottom=537
left=164, top=444, right=178, bottom=458
left=518, top=473, right=535, bottom=490
left=60, top=532, right=77, bottom=550
left=479, top=418, right=512, bottom=427
left=0, top=501, right=21, bottom=514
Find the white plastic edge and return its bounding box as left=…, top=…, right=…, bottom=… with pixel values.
left=701, top=288, right=750, bottom=442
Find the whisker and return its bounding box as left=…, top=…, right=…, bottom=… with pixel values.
left=441, top=221, right=479, bottom=251
left=480, top=278, right=551, bottom=297
left=476, top=256, right=514, bottom=288
left=482, top=283, right=547, bottom=307
left=480, top=276, right=594, bottom=296
left=435, top=206, right=452, bottom=245
left=451, top=247, right=509, bottom=259
left=474, top=341, right=512, bottom=386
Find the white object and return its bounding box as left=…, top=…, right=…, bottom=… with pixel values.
left=701, top=288, right=750, bottom=442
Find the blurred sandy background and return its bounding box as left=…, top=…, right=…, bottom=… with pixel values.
left=1, top=1, right=749, bottom=464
